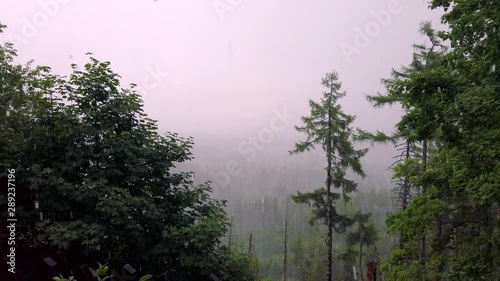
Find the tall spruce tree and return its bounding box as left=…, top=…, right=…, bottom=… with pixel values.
left=290, top=70, right=367, bottom=281
left=427, top=1, right=499, bottom=279
left=371, top=2, right=499, bottom=278
left=364, top=22, right=450, bottom=280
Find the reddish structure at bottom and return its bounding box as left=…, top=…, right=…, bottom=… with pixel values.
left=367, top=261, right=377, bottom=281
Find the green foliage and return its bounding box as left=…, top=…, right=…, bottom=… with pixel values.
left=53, top=275, right=76, bottom=281
left=289, top=234, right=307, bottom=280
left=291, top=188, right=353, bottom=232
left=338, top=246, right=358, bottom=281
left=290, top=71, right=367, bottom=196
left=346, top=212, right=379, bottom=247
left=287, top=234, right=328, bottom=281
left=343, top=211, right=379, bottom=281
left=290, top=71, right=367, bottom=280
left=223, top=187, right=394, bottom=280
left=382, top=245, right=425, bottom=281
left=370, top=2, right=500, bottom=278
left=216, top=243, right=260, bottom=281
left=0, top=24, right=259, bottom=279
left=89, top=263, right=111, bottom=281
left=139, top=275, right=154, bottom=281
left=51, top=262, right=153, bottom=281
left=2, top=0, right=499, bottom=279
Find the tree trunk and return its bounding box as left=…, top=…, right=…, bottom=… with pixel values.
left=228, top=217, right=233, bottom=249
left=360, top=223, right=364, bottom=281
left=248, top=233, right=253, bottom=255
left=420, top=139, right=428, bottom=280
left=326, top=96, right=333, bottom=281
left=433, top=216, right=443, bottom=281
left=400, top=140, right=411, bottom=249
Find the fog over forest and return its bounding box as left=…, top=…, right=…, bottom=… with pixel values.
left=2, top=1, right=497, bottom=281
left=3, top=1, right=444, bottom=202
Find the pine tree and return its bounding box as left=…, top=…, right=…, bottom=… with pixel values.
left=365, top=22, right=450, bottom=280
left=248, top=233, right=253, bottom=255
left=290, top=234, right=308, bottom=280
left=372, top=4, right=500, bottom=278
left=290, top=70, right=367, bottom=281
left=428, top=0, right=499, bottom=279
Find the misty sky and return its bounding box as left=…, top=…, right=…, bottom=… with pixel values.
left=1, top=0, right=445, bottom=136
left=1, top=1, right=448, bottom=196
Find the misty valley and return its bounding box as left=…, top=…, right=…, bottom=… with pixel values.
left=0, top=1, right=499, bottom=281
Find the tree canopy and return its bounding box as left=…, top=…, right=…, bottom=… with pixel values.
left=0, top=24, right=257, bottom=280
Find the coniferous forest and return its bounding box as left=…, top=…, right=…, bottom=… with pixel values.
left=0, top=0, right=499, bottom=280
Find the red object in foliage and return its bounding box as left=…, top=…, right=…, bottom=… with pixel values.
left=367, top=261, right=377, bottom=281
